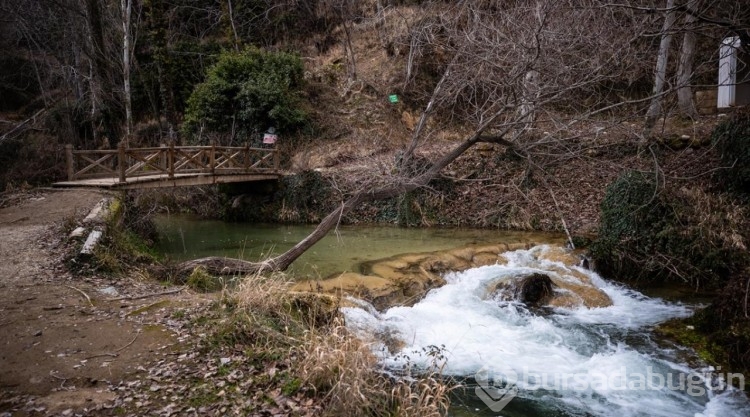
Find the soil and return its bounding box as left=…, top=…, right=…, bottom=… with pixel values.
left=0, top=189, right=213, bottom=416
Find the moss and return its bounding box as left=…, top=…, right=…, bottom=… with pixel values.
left=655, top=317, right=727, bottom=365
left=188, top=389, right=220, bottom=407
left=657, top=314, right=750, bottom=392
left=281, top=376, right=302, bottom=396
left=107, top=198, right=123, bottom=223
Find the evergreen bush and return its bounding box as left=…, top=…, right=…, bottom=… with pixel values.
left=590, top=171, right=747, bottom=289
left=183, top=48, right=307, bottom=143
left=711, top=108, right=750, bottom=191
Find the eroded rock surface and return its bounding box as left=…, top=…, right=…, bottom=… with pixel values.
left=293, top=242, right=534, bottom=310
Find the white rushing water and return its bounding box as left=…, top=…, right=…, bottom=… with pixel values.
left=342, top=245, right=750, bottom=417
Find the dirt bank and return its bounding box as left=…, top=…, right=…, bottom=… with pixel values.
left=0, top=189, right=212, bottom=416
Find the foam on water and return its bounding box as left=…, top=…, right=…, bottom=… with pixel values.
left=341, top=245, right=750, bottom=417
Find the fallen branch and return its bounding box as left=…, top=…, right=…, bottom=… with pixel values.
left=49, top=370, right=69, bottom=389
left=85, top=330, right=141, bottom=359
left=0, top=108, right=46, bottom=143
left=106, top=286, right=186, bottom=301
left=65, top=285, right=94, bottom=307
left=547, top=188, right=575, bottom=249
left=115, top=330, right=141, bottom=353
left=85, top=352, right=118, bottom=359
left=0, top=216, right=29, bottom=224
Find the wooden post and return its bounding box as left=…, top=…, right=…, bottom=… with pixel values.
left=168, top=141, right=175, bottom=179
left=118, top=141, right=127, bottom=183
left=209, top=140, right=215, bottom=173
left=160, top=143, right=167, bottom=173
left=273, top=148, right=280, bottom=171
left=65, top=144, right=74, bottom=180
left=244, top=142, right=250, bottom=172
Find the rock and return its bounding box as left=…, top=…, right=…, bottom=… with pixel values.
left=293, top=273, right=398, bottom=310
left=492, top=273, right=554, bottom=306
left=295, top=243, right=532, bottom=311
left=99, top=286, right=118, bottom=296
left=69, top=227, right=86, bottom=238
left=695, top=89, right=718, bottom=115
left=82, top=198, right=112, bottom=225
left=80, top=229, right=103, bottom=256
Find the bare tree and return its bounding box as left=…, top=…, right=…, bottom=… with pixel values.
left=179, top=0, right=660, bottom=276
left=644, top=0, right=677, bottom=138
left=675, top=0, right=700, bottom=119
left=121, top=0, right=134, bottom=144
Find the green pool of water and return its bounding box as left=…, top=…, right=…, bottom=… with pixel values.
left=153, top=214, right=565, bottom=279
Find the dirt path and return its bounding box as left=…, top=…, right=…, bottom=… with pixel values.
left=0, top=189, right=208, bottom=416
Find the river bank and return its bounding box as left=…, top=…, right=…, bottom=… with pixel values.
left=0, top=189, right=455, bottom=416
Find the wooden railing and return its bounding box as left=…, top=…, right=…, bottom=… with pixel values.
left=65, top=143, right=280, bottom=182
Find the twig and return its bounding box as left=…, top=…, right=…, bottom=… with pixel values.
left=115, top=330, right=141, bottom=353
left=49, top=370, right=68, bottom=389
left=547, top=188, right=575, bottom=249
left=85, top=352, right=118, bottom=359
left=106, top=286, right=186, bottom=301
left=0, top=216, right=29, bottom=224
left=85, top=329, right=141, bottom=359
left=49, top=371, right=67, bottom=381
left=0, top=108, right=45, bottom=142
left=65, top=285, right=94, bottom=307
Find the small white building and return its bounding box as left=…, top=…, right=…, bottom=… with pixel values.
left=718, top=36, right=750, bottom=108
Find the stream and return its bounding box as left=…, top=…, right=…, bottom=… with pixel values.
left=155, top=215, right=750, bottom=416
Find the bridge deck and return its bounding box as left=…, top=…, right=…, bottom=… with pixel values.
left=53, top=172, right=280, bottom=190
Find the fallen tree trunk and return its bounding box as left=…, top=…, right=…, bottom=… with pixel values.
left=176, top=133, right=517, bottom=277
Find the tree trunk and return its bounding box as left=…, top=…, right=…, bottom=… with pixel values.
left=644, top=0, right=677, bottom=138
left=85, top=0, right=117, bottom=144
left=227, top=0, right=240, bottom=51
left=121, top=0, right=133, bottom=145
left=676, top=0, right=699, bottom=120
left=342, top=19, right=357, bottom=81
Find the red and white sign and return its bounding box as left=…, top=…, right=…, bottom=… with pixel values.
left=263, top=133, right=278, bottom=145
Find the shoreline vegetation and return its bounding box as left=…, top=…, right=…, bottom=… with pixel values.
left=84, top=109, right=748, bottom=416
left=2, top=0, right=750, bottom=414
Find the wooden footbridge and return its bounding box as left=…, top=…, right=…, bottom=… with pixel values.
left=53, top=143, right=280, bottom=190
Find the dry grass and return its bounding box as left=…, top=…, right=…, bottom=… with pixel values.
left=676, top=187, right=747, bottom=251
left=235, top=271, right=295, bottom=317
left=232, top=271, right=453, bottom=416
left=297, top=319, right=452, bottom=417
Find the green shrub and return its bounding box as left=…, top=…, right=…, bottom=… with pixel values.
left=183, top=48, right=307, bottom=143
left=590, top=171, right=748, bottom=289
left=712, top=108, right=750, bottom=191
left=187, top=266, right=223, bottom=292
